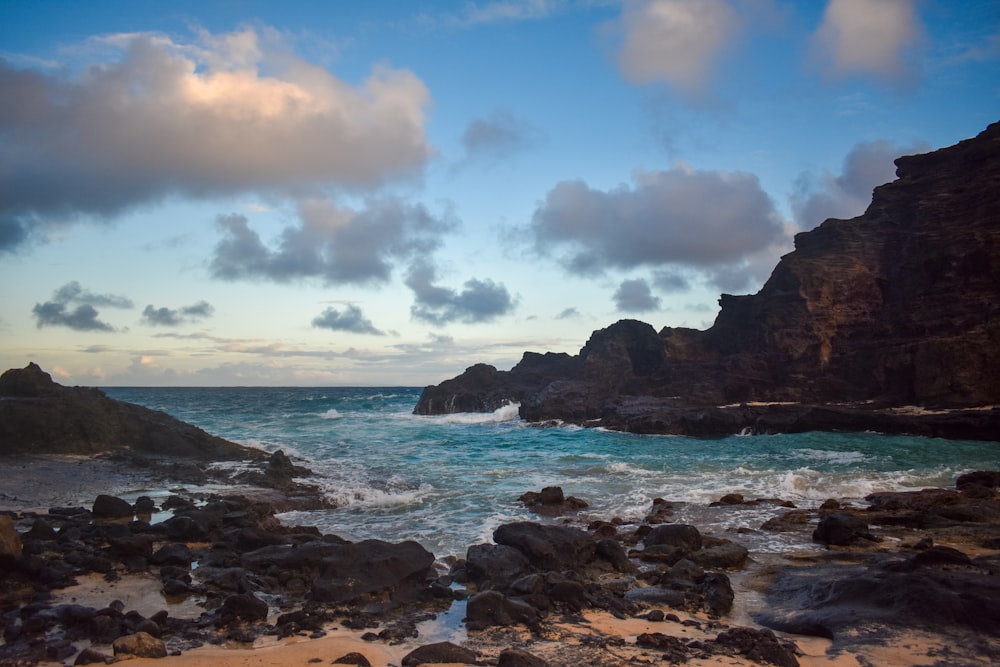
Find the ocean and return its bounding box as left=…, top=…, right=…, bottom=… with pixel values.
left=103, top=386, right=1000, bottom=560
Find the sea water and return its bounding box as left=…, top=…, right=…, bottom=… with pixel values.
left=103, top=386, right=1000, bottom=559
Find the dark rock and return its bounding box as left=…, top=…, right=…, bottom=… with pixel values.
left=401, top=641, right=480, bottom=666
left=74, top=646, right=115, bottom=664
left=92, top=495, right=135, bottom=519
left=0, top=363, right=265, bottom=459
left=700, top=572, right=735, bottom=616
left=465, top=590, right=542, bottom=630
left=332, top=653, right=373, bottom=666
left=465, top=543, right=531, bottom=588
left=24, top=517, right=57, bottom=541
left=518, top=486, right=588, bottom=515
left=219, top=593, right=268, bottom=623
left=635, top=632, right=689, bottom=663
left=412, top=124, right=1000, bottom=441
left=498, top=648, right=550, bottom=667
left=691, top=540, right=749, bottom=569
left=493, top=522, right=596, bottom=571
left=150, top=542, right=193, bottom=567
left=306, top=540, right=435, bottom=605
left=713, top=627, right=799, bottom=667
left=812, top=513, right=877, bottom=546
left=644, top=523, right=702, bottom=552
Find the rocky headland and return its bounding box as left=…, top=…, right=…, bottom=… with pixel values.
left=414, top=122, right=1000, bottom=441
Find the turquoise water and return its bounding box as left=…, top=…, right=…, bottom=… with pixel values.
left=103, top=387, right=1000, bottom=559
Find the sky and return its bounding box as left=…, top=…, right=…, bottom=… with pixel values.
left=0, top=0, right=997, bottom=387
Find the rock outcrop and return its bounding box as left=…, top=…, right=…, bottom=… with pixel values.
left=0, top=362, right=263, bottom=460
left=415, top=122, right=1000, bottom=439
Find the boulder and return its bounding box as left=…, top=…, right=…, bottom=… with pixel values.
left=493, top=522, right=596, bottom=571
left=92, top=495, right=134, bottom=519
left=112, top=631, right=167, bottom=658
left=498, top=648, right=550, bottom=667
left=812, top=513, right=877, bottom=546
left=402, top=641, right=480, bottom=666
left=465, top=590, right=542, bottom=631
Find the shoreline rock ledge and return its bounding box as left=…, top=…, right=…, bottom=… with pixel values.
left=414, top=121, right=1000, bottom=441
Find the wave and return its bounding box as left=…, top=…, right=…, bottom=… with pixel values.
left=421, top=402, right=522, bottom=425
left=318, top=409, right=343, bottom=420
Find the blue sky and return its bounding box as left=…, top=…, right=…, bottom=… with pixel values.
left=0, top=0, right=997, bottom=386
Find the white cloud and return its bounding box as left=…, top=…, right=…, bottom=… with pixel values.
left=811, top=0, right=923, bottom=83
left=0, top=26, right=432, bottom=252
left=614, top=0, right=739, bottom=95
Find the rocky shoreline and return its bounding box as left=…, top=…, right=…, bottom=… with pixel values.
left=1, top=449, right=999, bottom=667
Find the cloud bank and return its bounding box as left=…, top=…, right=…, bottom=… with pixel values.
left=529, top=165, right=787, bottom=289
left=0, top=26, right=432, bottom=253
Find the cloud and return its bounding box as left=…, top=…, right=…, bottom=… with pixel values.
left=555, top=307, right=581, bottom=320
left=459, top=109, right=537, bottom=163
left=312, top=304, right=385, bottom=336
left=0, top=26, right=432, bottom=253
left=406, top=260, right=516, bottom=325
left=33, top=281, right=133, bottom=331
left=614, top=0, right=739, bottom=96
left=810, top=0, right=923, bottom=83
left=791, top=138, right=930, bottom=228
left=210, top=197, right=455, bottom=285
left=529, top=165, right=787, bottom=288
left=652, top=269, right=691, bottom=292
left=141, top=301, right=215, bottom=326
left=614, top=278, right=661, bottom=313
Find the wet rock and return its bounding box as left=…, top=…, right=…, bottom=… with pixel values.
left=701, top=572, right=735, bottom=616
left=150, top=542, right=193, bottom=567
left=24, top=517, right=57, bottom=541
left=465, top=590, right=541, bottom=630
left=112, top=631, right=167, bottom=658
left=812, top=513, right=877, bottom=546
left=92, top=495, right=134, bottom=519
left=691, top=539, right=749, bottom=569
left=761, top=509, right=812, bottom=532
left=402, top=641, right=480, bottom=666
left=74, top=646, right=115, bottom=664
left=518, top=486, right=588, bottom=515
left=332, top=653, right=373, bottom=666
left=307, top=539, right=435, bottom=605
left=635, top=632, right=689, bottom=663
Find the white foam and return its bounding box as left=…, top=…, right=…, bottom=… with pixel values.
left=318, top=409, right=343, bottom=420
left=420, top=402, right=522, bottom=425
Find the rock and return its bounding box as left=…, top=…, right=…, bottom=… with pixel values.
left=74, top=646, right=115, bottom=664
left=713, top=627, right=799, bottom=667
left=635, top=632, right=690, bottom=663
left=465, top=543, right=531, bottom=588
left=413, top=123, right=1000, bottom=441
left=812, top=513, right=878, bottom=546
left=465, top=590, right=542, bottom=631
left=518, top=486, right=588, bottom=515
left=498, top=648, right=550, bottom=667
left=643, top=523, right=703, bottom=553
left=149, top=542, right=193, bottom=567
left=332, top=653, right=373, bottom=666
left=691, top=540, right=749, bottom=569
left=0, top=362, right=263, bottom=459
left=219, top=593, right=269, bottom=623
left=0, top=515, right=22, bottom=557
left=493, top=522, right=597, bottom=571
left=401, top=641, right=480, bottom=666
left=306, top=539, right=435, bottom=605
left=92, top=494, right=135, bottom=519
left=112, top=631, right=167, bottom=658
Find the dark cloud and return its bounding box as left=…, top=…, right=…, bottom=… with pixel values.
left=32, top=281, right=133, bottom=332
left=459, top=109, right=536, bottom=163
left=210, top=197, right=455, bottom=286
left=141, top=301, right=215, bottom=326
left=312, top=304, right=385, bottom=336
left=529, top=167, right=786, bottom=288
left=406, top=260, right=516, bottom=325
left=652, top=269, right=691, bottom=292
left=791, top=139, right=930, bottom=228
left=0, top=28, right=431, bottom=253
left=556, top=307, right=581, bottom=320
left=614, top=278, right=661, bottom=313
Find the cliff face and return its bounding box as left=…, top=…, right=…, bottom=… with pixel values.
left=414, top=122, right=1000, bottom=436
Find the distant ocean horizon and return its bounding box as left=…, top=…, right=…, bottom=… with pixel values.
left=103, top=386, right=1000, bottom=560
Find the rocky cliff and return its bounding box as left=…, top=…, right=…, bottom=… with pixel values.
left=414, top=122, right=1000, bottom=439
left=0, top=362, right=264, bottom=459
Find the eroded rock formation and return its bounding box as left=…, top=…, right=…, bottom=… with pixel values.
left=415, top=122, right=1000, bottom=439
